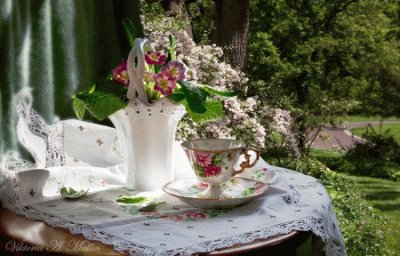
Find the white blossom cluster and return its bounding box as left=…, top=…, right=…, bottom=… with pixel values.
left=270, top=108, right=300, bottom=157
left=142, top=17, right=271, bottom=149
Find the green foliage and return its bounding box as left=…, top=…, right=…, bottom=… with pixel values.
left=344, top=125, right=400, bottom=179
left=116, top=196, right=148, bottom=204
left=178, top=81, right=208, bottom=114
left=59, top=186, right=88, bottom=199
left=140, top=0, right=189, bottom=32
left=198, top=84, right=237, bottom=97
left=247, top=0, right=400, bottom=151
left=311, top=126, right=400, bottom=180
left=72, top=81, right=128, bottom=121
left=167, top=34, right=176, bottom=61
left=168, top=81, right=230, bottom=123
left=337, top=115, right=400, bottom=123
left=187, top=0, right=215, bottom=43
left=351, top=123, right=400, bottom=144
left=182, top=98, right=224, bottom=123
left=122, top=19, right=137, bottom=48
left=275, top=157, right=386, bottom=256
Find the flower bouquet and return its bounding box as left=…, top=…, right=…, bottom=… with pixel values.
left=72, top=21, right=234, bottom=190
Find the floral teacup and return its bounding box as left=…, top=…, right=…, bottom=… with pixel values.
left=181, top=139, right=260, bottom=199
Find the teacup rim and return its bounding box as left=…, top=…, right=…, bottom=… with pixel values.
left=181, top=138, right=244, bottom=152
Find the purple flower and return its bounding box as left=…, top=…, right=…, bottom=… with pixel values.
left=145, top=51, right=166, bottom=66
left=112, top=60, right=129, bottom=87
left=154, top=71, right=176, bottom=96
left=162, top=61, right=185, bottom=81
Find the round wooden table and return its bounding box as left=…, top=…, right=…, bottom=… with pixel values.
left=0, top=208, right=323, bottom=256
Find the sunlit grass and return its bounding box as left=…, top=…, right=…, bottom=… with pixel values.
left=343, top=175, right=400, bottom=256
left=350, top=123, right=400, bottom=144
left=338, top=115, right=400, bottom=123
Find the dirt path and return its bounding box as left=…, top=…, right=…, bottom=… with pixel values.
left=310, top=121, right=400, bottom=150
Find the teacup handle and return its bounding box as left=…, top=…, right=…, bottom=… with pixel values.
left=234, top=147, right=260, bottom=175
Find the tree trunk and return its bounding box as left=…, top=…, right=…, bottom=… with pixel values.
left=213, top=0, right=250, bottom=71
left=161, top=0, right=193, bottom=39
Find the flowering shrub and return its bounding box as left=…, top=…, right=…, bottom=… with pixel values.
left=143, top=17, right=273, bottom=148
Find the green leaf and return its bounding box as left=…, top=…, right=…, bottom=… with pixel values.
left=185, top=99, right=224, bottom=123
left=179, top=81, right=208, bottom=114
left=169, top=34, right=176, bottom=48
left=60, top=186, right=78, bottom=195
left=122, top=19, right=137, bottom=47
left=74, top=91, right=127, bottom=121
left=72, top=95, right=86, bottom=120
left=116, top=196, right=148, bottom=204
left=168, top=34, right=176, bottom=61
left=168, top=91, right=186, bottom=102
left=72, top=80, right=128, bottom=121
left=199, top=84, right=236, bottom=97
left=138, top=201, right=166, bottom=211
left=241, top=187, right=255, bottom=197
left=59, top=186, right=88, bottom=199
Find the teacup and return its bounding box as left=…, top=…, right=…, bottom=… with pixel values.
left=181, top=139, right=260, bottom=199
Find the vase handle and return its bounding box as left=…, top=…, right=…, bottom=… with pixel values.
left=126, top=38, right=152, bottom=105
left=234, top=147, right=260, bottom=175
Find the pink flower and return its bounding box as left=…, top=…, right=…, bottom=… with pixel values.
left=196, top=181, right=209, bottom=190
left=160, top=215, right=184, bottom=221
left=162, top=61, right=185, bottom=80
left=204, top=165, right=222, bottom=177
left=145, top=51, right=166, bottom=65
left=194, top=152, right=212, bottom=167
left=154, top=71, right=176, bottom=96
left=141, top=211, right=161, bottom=217
left=112, top=60, right=130, bottom=86
left=255, top=183, right=267, bottom=193
left=185, top=212, right=206, bottom=219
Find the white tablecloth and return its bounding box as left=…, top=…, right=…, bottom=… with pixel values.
left=0, top=88, right=347, bottom=256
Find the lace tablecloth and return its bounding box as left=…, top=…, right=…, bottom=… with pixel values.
left=0, top=89, right=347, bottom=256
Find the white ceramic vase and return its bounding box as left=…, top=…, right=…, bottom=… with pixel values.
left=109, top=97, right=185, bottom=191
left=108, top=38, right=186, bottom=191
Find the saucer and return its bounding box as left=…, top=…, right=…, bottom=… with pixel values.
left=163, top=177, right=268, bottom=209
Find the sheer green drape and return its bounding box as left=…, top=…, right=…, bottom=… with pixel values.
left=0, top=0, right=143, bottom=155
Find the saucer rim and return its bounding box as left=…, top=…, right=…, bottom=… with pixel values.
left=162, top=177, right=268, bottom=202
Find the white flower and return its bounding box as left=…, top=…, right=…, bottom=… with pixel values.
left=142, top=16, right=299, bottom=151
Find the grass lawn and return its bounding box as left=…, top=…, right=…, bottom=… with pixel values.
left=343, top=175, right=400, bottom=256
left=350, top=123, right=400, bottom=143
left=339, top=115, right=400, bottom=123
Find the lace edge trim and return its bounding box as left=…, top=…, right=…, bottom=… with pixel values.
left=9, top=206, right=346, bottom=256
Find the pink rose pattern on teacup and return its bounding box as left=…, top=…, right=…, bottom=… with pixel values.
left=194, top=152, right=212, bottom=167
left=193, top=152, right=229, bottom=177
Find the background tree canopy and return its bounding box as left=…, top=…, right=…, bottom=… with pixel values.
left=247, top=0, right=400, bottom=116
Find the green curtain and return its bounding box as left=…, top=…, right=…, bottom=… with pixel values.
left=0, top=0, right=143, bottom=155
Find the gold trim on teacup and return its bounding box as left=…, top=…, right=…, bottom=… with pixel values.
left=181, top=139, right=244, bottom=153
